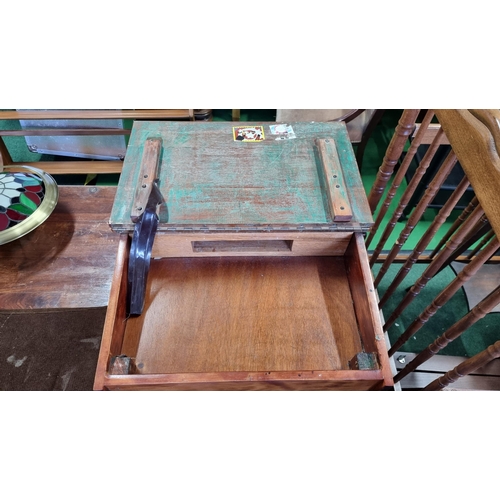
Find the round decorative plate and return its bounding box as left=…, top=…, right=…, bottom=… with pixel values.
left=0, top=166, right=58, bottom=245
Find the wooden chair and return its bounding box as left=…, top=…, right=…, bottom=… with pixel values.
left=366, top=109, right=500, bottom=390
left=397, top=119, right=475, bottom=220
left=0, top=109, right=211, bottom=175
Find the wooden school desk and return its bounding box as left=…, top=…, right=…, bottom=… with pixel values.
left=94, top=121, right=392, bottom=390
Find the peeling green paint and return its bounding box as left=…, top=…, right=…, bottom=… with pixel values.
left=111, top=121, right=372, bottom=230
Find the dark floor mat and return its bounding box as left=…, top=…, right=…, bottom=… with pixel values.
left=0, top=308, right=106, bottom=391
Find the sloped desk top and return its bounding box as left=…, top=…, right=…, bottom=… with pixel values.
left=110, top=121, right=372, bottom=232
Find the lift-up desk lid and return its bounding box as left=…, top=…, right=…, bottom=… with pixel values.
left=109, top=121, right=372, bottom=232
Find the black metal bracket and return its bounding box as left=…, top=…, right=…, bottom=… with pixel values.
left=127, top=182, right=163, bottom=315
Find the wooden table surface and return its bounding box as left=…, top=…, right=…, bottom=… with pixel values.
left=0, top=185, right=119, bottom=309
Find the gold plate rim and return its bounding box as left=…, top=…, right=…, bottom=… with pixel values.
left=0, top=166, right=59, bottom=245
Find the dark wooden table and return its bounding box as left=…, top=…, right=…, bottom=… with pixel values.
left=0, top=185, right=119, bottom=309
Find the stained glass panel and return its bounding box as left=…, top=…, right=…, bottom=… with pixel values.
left=0, top=173, right=46, bottom=232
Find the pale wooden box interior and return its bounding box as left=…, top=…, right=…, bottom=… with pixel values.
left=94, top=232, right=392, bottom=390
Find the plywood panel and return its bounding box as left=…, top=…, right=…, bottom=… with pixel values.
left=151, top=231, right=353, bottom=258
left=121, top=256, right=363, bottom=373
left=102, top=372, right=382, bottom=391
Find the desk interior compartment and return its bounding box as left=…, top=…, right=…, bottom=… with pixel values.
left=94, top=232, right=392, bottom=390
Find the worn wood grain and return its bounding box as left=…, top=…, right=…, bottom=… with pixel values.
left=435, top=110, right=500, bottom=240
left=390, top=237, right=500, bottom=360
left=411, top=123, right=450, bottom=145
left=424, top=340, right=500, bottom=390
left=371, top=253, right=500, bottom=265
left=366, top=110, right=435, bottom=248
left=367, top=109, right=420, bottom=213
left=0, top=186, right=119, bottom=309
left=469, top=110, right=500, bottom=153
left=428, top=197, right=479, bottom=259
left=4, top=161, right=124, bottom=175
left=130, top=137, right=162, bottom=222
left=94, top=121, right=386, bottom=390
left=0, top=136, right=13, bottom=166
left=96, top=238, right=391, bottom=389
left=373, top=147, right=457, bottom=286
left=151, top=231, right=353, bottom=257
left=316, top=138, right=353, bottom=221
left=0, top=110, right=199, bottom=120
left=0, top=128, right=131, bottom=136
left=370, top=126, right=445, bottom=266
left=383, top=204, right=485, bottom=331
left=93, top=234, right=129, bottom=390
left=94, top=236, right=390, bottom=390
left=120, top=255, right=362, bottom=373
left=451, top=261, right=500, bottom=312
left=110, top=121, right=372, bottom=231
left=346, top=233, right=394, bottom=387
left=99, top=370, right=383, bottom=391
left=378, top=176, right=471, bottom=308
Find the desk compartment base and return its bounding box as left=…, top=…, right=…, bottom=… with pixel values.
left=94, top=233, right=392, bottom=390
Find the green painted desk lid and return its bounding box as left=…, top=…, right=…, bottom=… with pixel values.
left=110, top=121, right=372, bottom=232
